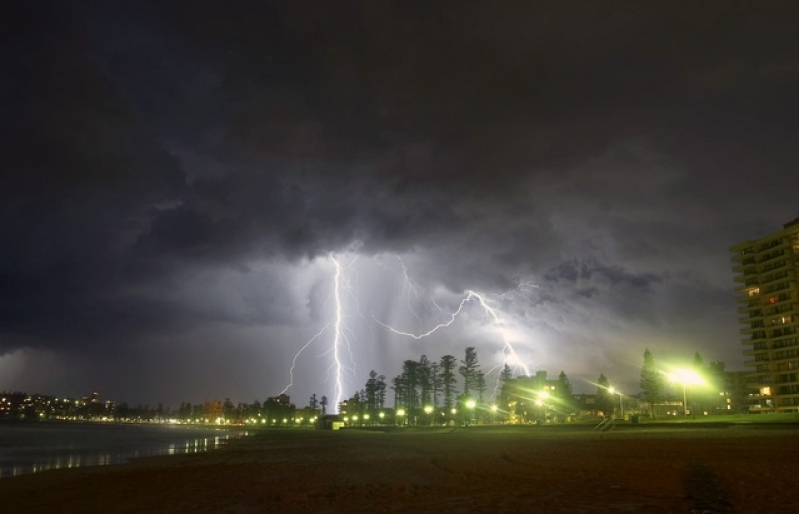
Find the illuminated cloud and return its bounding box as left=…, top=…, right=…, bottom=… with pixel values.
left=2, top=2, right=799, bottom=405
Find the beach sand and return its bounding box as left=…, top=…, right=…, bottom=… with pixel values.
left=2, top=424, right=798, bottom=513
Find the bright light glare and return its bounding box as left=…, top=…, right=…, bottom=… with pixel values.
left=669, top=368, right=705, bottom=385
left=466, top=399, right=476, bottom=409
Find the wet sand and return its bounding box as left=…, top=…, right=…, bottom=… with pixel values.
left=2, top=423, right=798, bottom=513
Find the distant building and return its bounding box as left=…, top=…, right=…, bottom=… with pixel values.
left=705, top=361, right=751, bottom=414
left=499, top=371, right=560, bottom=423
left=730, top=217, right=799, bottom=413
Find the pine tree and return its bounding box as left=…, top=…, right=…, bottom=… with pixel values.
left=640, top=349, right=663, bottom=419
left=595, top=374, right=613, bottom=417
left=418, top=355, right=432, bottom=408
left=429, top=362, right=441, bottom=409
left=500, top=364, right=513, bottom=383
left=459, top=347, right=480, bottom=397
left=439, top=355, right=457, bottom=411
left=556, top=370, right=574, bottom=418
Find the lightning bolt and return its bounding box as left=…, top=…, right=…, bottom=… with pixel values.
left=331, top=257, right=344, bottom=409
left=376, top=288, right=533, bottom=378
left=282, top=253, right=537, bottom=412
left=280, top=321, right=332, bottom=396
left=281, top=254, right=357, bottom=413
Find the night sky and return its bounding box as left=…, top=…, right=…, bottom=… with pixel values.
left=3, top=1, right=798, bottom=408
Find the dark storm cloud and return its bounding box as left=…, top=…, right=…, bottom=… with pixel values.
left=3, top=1, right=799, bottom=403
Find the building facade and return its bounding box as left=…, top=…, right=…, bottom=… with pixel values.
left=730, top=218, right=799, bottom=413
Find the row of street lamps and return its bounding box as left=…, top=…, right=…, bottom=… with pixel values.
left=346, top=368, right=705, bottom=426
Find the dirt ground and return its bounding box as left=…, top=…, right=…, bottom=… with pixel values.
left=2, top=423, right=798, bottom=513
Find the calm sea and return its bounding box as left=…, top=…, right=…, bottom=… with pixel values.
left=0, top=422, right=250, bottom=478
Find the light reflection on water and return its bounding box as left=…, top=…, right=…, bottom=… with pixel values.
left=0, top=424, right=250, bottom=478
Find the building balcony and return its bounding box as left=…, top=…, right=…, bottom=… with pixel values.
left=739, top=312, right=764, bottom=323
left=738, top=302, right=762, bottom=314
left=734, top=282, right=761, bottom=294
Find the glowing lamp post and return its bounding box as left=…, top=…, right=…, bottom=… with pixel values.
left=608, top=387, right=623, bottom=420
left=424, top=405, right=433, bottom=426
left=537, top=391, right=549, bottom=423
left=669, top=369, right=705, bottom=416
left=465, top=399, right=476, bottom=426
left=396, top=408, right=405, bottom=427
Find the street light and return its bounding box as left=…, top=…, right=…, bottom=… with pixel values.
left=537, top=391, right=549, bottom=423
left=668, top=369, right=705, bottom=416
left=465, top=399, right=476, bottom=426
left=396, top=408, right=405, bottom=427
left=608, top=387, right=623, bottom=420
left=424, top=405, right=433, bottom=425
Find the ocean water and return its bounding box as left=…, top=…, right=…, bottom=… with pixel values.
left=0, top=422, right=250, bottom=478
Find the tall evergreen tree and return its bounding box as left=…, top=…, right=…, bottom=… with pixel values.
left=692, top=352, right=710, bottom=416
left=418, top=355, right=432, bottom=408
left=429, top=361, right=441, bottom=409
left=402, top=359, right=420, bottom=422
left=476, top=371, right=486, bottom=404
left=439, top=355, right=457, bottom=410
left=500, top=364, right=513, bottom=384
left=391, top=375, right=405, bottom=409
left=497, top=364, right=514, bottom=412
left=640, top=349, right=663, bottom=419
left=693, top=351, right=705, bottom=370
left=556, top=370, right=575, bottom=417
left=595, top=374, right=614, bottom=417
left=459, top=347, right=480, bottom=397
left=376, top=374, right=387, bottom=409
left=365, top=370, right=380, bottom=413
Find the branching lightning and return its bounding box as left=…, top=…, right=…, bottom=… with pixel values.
left=280, top=322, right=332, bottom=395
left=331, top=257, right=344, bottom=408
left=281, top=255, right=358, bottom=412
left=376, top=289, right=532, bottom=378
left=282, top=253, right=538, bottom=411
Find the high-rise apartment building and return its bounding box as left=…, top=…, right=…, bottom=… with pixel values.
left=730, top=217, right=799, bottom=413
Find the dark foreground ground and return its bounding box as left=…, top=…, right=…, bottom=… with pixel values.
left=2, top=423, right=798, bottom=513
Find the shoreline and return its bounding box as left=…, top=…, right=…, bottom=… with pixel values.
left=0, top=422, right=251, bottom=479
left=2, top=425, right=799, bottom=512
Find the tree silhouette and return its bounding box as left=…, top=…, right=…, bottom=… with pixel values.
left=595, top=374, right=613, bottom=418
left=418, top=355, right=432, bottom=409
left=439, top=355, right=457, bottom=412
left=459, top=347, right=480, bottom=397
left=640, top=349, right=663, bottom=419
left=556, top=370, right=575, bottom=420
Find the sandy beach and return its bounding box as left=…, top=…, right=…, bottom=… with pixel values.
left=2, top=423, right=798, bottom=513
